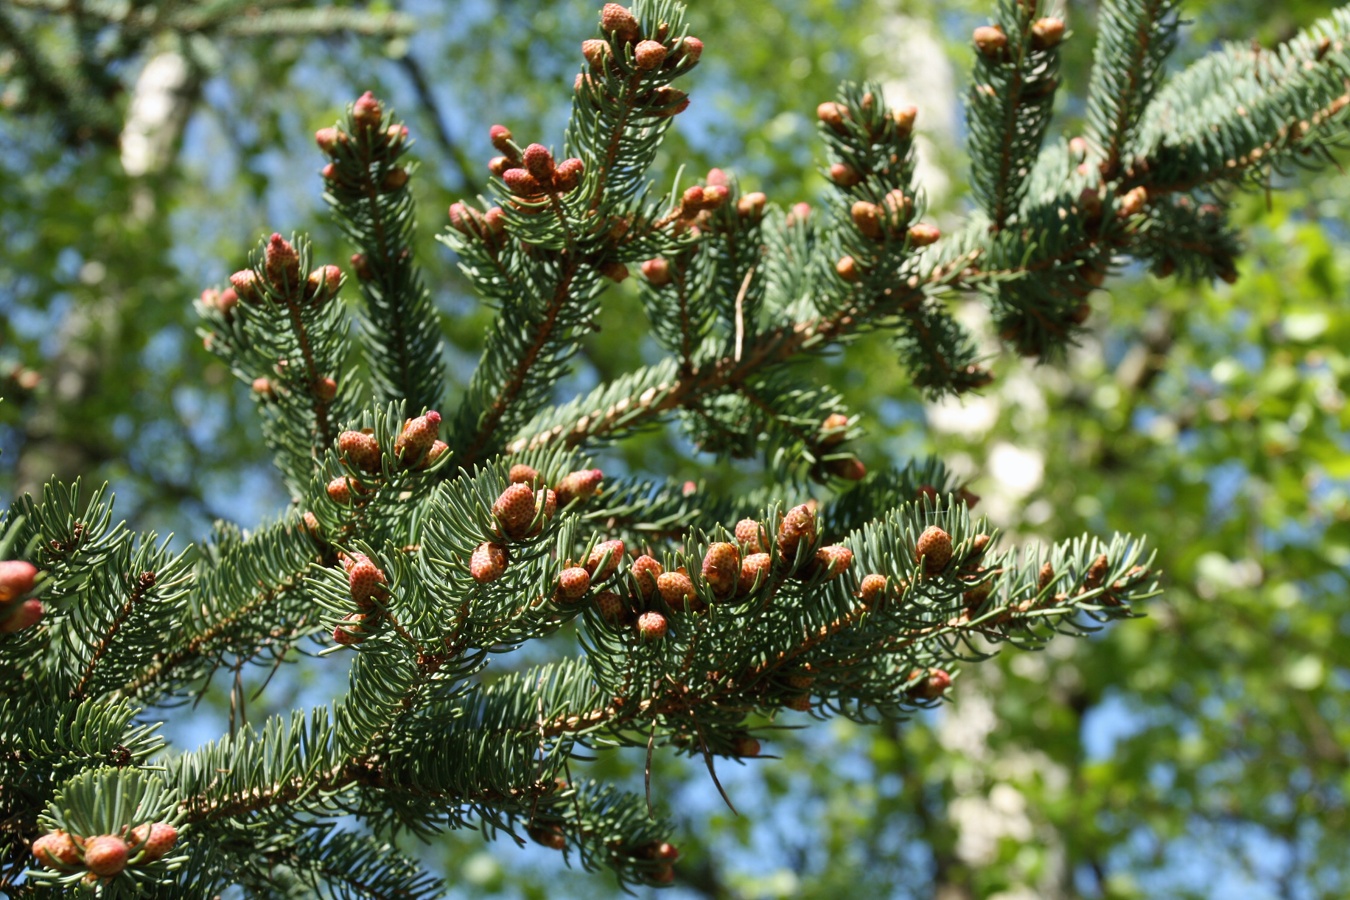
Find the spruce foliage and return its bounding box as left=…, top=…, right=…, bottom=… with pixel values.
left=4, top=0, right=1349, bottom=894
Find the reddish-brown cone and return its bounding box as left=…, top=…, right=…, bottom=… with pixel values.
left=908, top=668, right=952, bottom=701
left=554, top=157, right=584, bottom=192
left=493, top=483, right=537, bottom=539
left=857, top=573, right=887, bottom=607
left=0, top=560, right=37, bottom=603
left=637, top=610, right=668, bottom=640
left=915, top=526, right=953, bottom=575
left=777, top=504, right=817, bottom=561
left=32, top=831, right=80, bottom=868
left=1, top=601, right=53, bottom=635
left=83, top=835, right=130, bottom=877
left=557, top=566, right=592, bottom=603
left=130, top=823, right=178, bottom=862
left=522, top=143, right=555, bottom=181
left=352, top=91, right=383, bottom=130
left=813, top=545, right=853, bottom=580
left=595, top=590, right=627, bottom=623
left=657, top=571, right=696, bottom=610
left=631, top=555, right=663, bottom=598
left=973, top=24, right=1007, bottom=57
left=264, top=233, right=301, bottom=290
left=738, top=553, right=772, bottom=595
left=470, top=543, right=508, bottom=584
left=333, top=612, right=372, bottom=646
left=701, top=542, right=740, bottom=597
left=555, top=468, right=603, bottom=506
left=508, top=463, right=541, bottom=486
left=634, top=39, right=667, bottom=70
left=348, top=558, right=388, bottom=607
left=326, top=477, right=353, bottom=505
left=586, top=540, right=625, bottom=581
left=600, top=3, right=641, bottom=42
left=733, top=519, right=764, bottom=554
left=394, top=411, right=442, bottom=464
left=641, top=258, right=672, bottom=285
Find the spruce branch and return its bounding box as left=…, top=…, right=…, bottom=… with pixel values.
left=1086, top=0, right=1183, bottom=179
left=319, top=97, right=447, bottom=414
left=967, top=1, right=1065, bottom=230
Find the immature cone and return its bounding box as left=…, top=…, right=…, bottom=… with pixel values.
left=600, top=3, right=641, bottom=43
left=677, top=36, right=703, bottom=65
left=555, top=468, right=603, bottom=506
left=816, top=101, right=848, bottom=133
left=522, top=143, right=555, bottom=181
left=489, top=124, right=514, bottom=154
left=907, top=223, right=941, bottom=246
left=83, top=835, right=130, bottom=877
left=229, top=269, right=261, bottom=304
left=352, top=91, right=383, bottom=129
left=830, top=163, right=862, bottom=187
left=381, top=167, right=409, bottom=191
left=641, top=258, right=672, bottom=286
left=634, top=39, right=667, bottom=70
left=857, top=573, right=887, bottom=607
left=835, top=255, right=860, bottom=283
left=657, top=571, right=696, bottom=610
left=916, top=526, right=953, bottom=575
left=586, top=540, right=625, bottom=581
left=734, top=518, right=764, bottom=554
left=892, top=105, right=917, bottom=135
left=631, top=555, right=663, bottom=598
left=32, top=831, right=80, bottom=868
left=820, top=413, right=849, bottom=446
left=470, top=542, right=507, bottom=584
left=348, top=558, right=388, bottom=607
left=652, top=87, right=690, bottom=116
left=421, top=441, right=449, bottom=469
left=738, top=552, right=772, bottom=595
left=557, top=566, right=592, bottom=603
left=595, top=590, right=627, bottom=622
left=582, top=38, right=611, bottom=69
left=314, top=377, right=338, bottom=401
left=251, top=377, right=274, bottom=400
left=130, top=823, right=178, bottom=862
left=264, top=233, right=301, bottom=290
left=785, top=693, right=812, bottom=712
left=973, top=24, right=1007, bottom=57
left=637, top=610, right=668, bottom=641
left=0, top=560, right=37, bottom=603
left=1117, top=185, right=1148, bottom=218
left=339, top=431, right=381, bottom=472
left=315, top=126, right=341, bottom=155
left=531, top=489, right=558, bottom=534
left=909, top=668, right=952, bottom=701
left=305, top=264, right=342, bottom=303
left=333, top=612, right=372, bottom=646
left=554, top=157, right=584, bottom=192
left=701, top=542, right=740, bottom=597
left=737, top=191, right=767, bottom=218
left=777, top=503, right=817, bottom=561
left=493, top=483, right=537, bottom=539
left=813, top=545, right=853, bottom=580
left=851, top=201, right=883, bottom=239
left=326, top=477, right=353, bottom=505
left=394, top=411, right=442, bottom=464
left=503, top=168, right=543, bottom=197
left=1031, top=17, right=1065, bottom=50
left=702, top=184, right=730, bottom=210
left=508, top=463, right=541, bottom=486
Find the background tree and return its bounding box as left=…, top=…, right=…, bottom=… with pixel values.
left=2, top=1, right=1348, bottom=898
